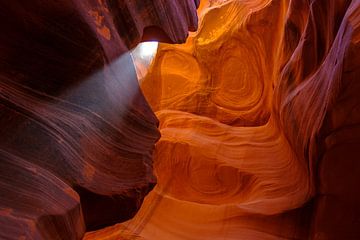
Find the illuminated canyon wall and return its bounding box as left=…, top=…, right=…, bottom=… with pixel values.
left=86, top=0, right=360, bottom=239
left=0, top=0, right=198, bottom=239
left=1, top=0, right=360, bottom=239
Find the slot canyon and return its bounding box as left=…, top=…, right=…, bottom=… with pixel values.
left=1, top=0, right=360, bottom=239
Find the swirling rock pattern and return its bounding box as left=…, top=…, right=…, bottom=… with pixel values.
left=0, top=0, right=198, bottom=239
left=86, top=0, right=360, bottom=239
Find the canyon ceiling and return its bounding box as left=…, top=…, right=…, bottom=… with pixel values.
left=1, top=0, right=360, bottom=239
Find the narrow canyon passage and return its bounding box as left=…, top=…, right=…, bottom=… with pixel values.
left=85, top=0, right=360, bottom=239
left=1, top=0, right=360, bottom=239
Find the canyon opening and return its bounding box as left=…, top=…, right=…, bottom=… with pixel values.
left=1, top=0, right=360, bottom=239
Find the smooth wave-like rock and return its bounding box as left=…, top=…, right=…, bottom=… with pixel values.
left=0, top=0, right=198, bottom=239
left=86, top=0, right=360, bottom=239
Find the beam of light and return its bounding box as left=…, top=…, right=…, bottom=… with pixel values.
left=131, top=41, right=159, bottom=82
left=138, top=41, right=159, bottom=58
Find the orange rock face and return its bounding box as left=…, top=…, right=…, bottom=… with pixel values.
left=86, top=0, right=360, bottom=239
left=2, top=0, right=360, bottom=239
left=0, top=0, right=198, bottom=239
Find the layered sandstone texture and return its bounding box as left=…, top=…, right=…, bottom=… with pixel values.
left=86, top=0, right=360, bottom=239
left=0, top=0, right=198, bottom=239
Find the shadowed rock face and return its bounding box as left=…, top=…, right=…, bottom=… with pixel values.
left=0, top=0, right=198, bottom=239
left=85, top=0, right=360, bottom=239
left=2, top=0, right=360, bottom=239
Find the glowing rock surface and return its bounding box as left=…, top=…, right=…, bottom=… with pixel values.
left=86, top=0, right=360, bottom=239
left=0, top=0, right=198, bottom=239
left=1, top=0, right=360, bottom=239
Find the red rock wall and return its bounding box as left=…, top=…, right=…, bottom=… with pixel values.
left=2, top=0, right=360, bottom=239
left=85, top=0, right=360, bottom=239
left=0, top=0, right=198, bottom=239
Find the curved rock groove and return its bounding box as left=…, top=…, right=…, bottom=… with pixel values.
left=86, top=0, right=360, bottom=239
